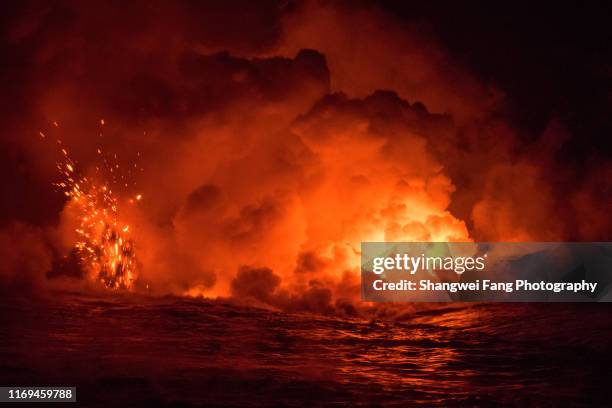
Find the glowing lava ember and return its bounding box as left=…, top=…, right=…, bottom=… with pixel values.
left=50, top=134, right=140, bottom=289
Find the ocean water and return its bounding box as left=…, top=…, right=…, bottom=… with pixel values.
left=1, top=293, right=611, bottom=407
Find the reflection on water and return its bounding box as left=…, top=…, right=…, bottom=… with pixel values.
left=1, top=293, right=611, bottom=406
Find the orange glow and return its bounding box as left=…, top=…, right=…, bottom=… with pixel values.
left=48, top=135, right=140, bottom=290
left=10, top=1, right=604, bottom=312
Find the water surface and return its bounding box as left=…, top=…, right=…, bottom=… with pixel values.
left=1, top=293, right=610, bottom=406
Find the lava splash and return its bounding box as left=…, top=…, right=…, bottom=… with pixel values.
left=46, top=130, right=141, bottom=289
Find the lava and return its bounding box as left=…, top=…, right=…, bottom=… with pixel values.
left=48, top=133, right=140, bottom=290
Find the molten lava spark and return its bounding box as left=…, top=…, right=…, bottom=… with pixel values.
left=45, top=131, right=141, bottom=290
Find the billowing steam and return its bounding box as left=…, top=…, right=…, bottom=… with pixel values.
left=0, top=1, right=609, bottom=314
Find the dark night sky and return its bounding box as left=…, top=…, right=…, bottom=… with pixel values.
left=4, top=2, right=612, bottom=126
left=377, top=1, right=612, bottom=160
left=2, top=0, right=611, bottom=154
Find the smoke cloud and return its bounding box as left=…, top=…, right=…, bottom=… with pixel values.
left=1, top=1, right=609, bottom=314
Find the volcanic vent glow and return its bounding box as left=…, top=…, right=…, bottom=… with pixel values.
left=45, top=129, right=141, bottom=289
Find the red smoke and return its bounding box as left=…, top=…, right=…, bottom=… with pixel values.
left=0, top=1, right=609, bottom=314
